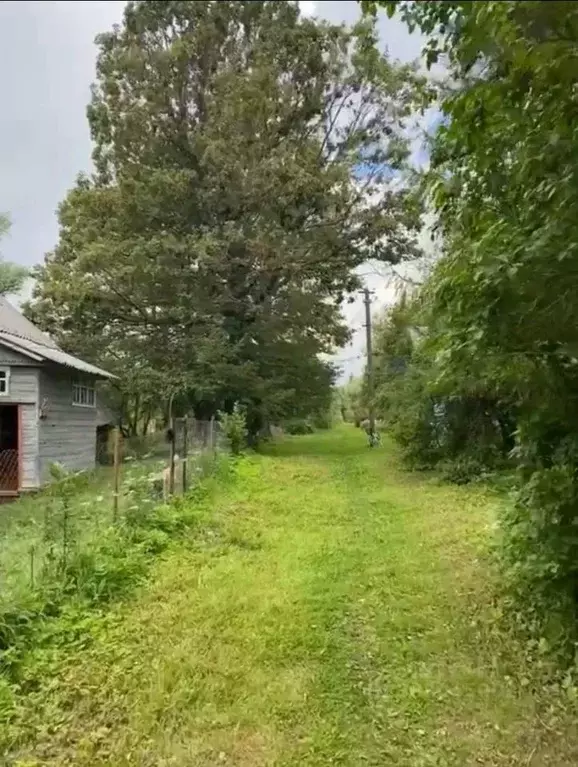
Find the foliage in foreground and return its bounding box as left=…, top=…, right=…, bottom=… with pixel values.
left=0, top=455, right=226, bottom=737
left=362, top=0, right=578, bottom=655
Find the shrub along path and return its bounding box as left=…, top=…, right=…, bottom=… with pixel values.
left=5, top=427, right=578, bottom=765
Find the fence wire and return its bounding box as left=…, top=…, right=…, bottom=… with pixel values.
left=0, top=448, right=18, bottom=492
left=0, top=418, right=221, bottom=605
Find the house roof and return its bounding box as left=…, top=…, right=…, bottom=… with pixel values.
left=0, top=298, right=115, bottom=379
left=0, top=297, right=59, bottom=349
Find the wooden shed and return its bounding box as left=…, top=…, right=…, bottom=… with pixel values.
left=0, top=298, right=114, bottom=496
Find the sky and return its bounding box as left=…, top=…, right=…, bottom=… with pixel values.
left=0, top=0, right=427, bottom=378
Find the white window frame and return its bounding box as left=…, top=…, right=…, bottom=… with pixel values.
left=0, top=367, right=10, bottom=396
left=72, top=381, right=96, bottom=408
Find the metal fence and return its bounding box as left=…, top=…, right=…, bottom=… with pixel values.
left=100, top=416, right=221, bottom=516
left=0, top=448, right=18, bottom=492
left=0, top=418, right=222, bottom=604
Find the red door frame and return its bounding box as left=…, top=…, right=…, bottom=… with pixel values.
left=17, top=404, right=22, bottom=492
left=0, top=404, right=22, bottom=494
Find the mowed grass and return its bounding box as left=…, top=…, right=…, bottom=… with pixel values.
left=6, top=426, right=578, bottom=765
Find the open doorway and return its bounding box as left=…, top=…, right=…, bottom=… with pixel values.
left=0, top=405, right=19, bottom=492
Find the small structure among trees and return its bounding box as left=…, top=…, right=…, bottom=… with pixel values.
left=0, top=298, right=114, bottom=495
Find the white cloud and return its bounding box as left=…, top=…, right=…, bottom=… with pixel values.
left=299, top=1, right=317, bottom=18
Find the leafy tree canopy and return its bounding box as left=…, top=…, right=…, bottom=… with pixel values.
left=0, top=213, right=28, bottom=296
left=27, top=0, right=426, bottom=434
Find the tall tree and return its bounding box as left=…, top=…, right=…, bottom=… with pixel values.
left=0, top=213, right=28, bottom=296
left=27, top=0, right=424, bottom=432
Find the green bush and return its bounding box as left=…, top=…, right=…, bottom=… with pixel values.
left=0, top=676, right=15, bottom=724
left=499, top=458, right=578, bottom=658
left=61, top=532, right=148, bottom=604
left=381, top=356, right=514, bottom=476
left=219, top=404, right=248, bottom=455
left=440, top=457, right=488, bottom=485
left=133, top=527, right=171, bottom=554
left=0, top=599, right=41, bottom=654
left=284, top=418, right=315, bottom=435
left=384, top=356, right=578, bottom=658
left=310, top=411, right=332, bottom=430
left=381, top=364, right=442, bottom=469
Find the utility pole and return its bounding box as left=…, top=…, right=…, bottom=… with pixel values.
left=362, top=287, right=376, bottom=439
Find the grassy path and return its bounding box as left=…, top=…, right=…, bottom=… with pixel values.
left=9, top=427, right=578, bottom=765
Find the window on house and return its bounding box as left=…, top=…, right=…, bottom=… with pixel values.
left=0, top=368, right=10, bottom=396
left=72, top=382, right=96, bottom=407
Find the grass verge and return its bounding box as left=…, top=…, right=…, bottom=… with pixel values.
left=2, top=427, right=578, bottom=765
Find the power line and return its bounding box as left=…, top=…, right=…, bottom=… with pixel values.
left=334, top=353, right=363, bottom=364
left=361, top=288, right=376, bottom=438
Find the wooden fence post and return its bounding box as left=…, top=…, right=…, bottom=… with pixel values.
left=182, top=415, right=188, bottom=494
left=168, top=417, right=176, bottom=496
left=113, top=426, right=121, bottom=523
left=29, top=545, right=35, bottom=588
left=210, top=415, right=216, bottom=455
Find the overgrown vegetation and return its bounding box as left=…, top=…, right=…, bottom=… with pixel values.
left=3, top=428, right=578, bottom=765
left=0, top=449, right=223, bottom=724
left=219, top=404, right=248, bottom=455
left=334, top=376, right=365, bottom=426
left=360, top=1, right=578, bottom=657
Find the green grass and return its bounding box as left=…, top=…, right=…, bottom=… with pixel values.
left=4, top=426, right=578, bottom=765
left=0, top=442, right=204, bottom=604
left=0, top=462, right=154, bottom=604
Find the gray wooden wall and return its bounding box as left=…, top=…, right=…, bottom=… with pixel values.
left=38, top=366, right=99, bottom=483
left=0, top=346, right=102, bottom=488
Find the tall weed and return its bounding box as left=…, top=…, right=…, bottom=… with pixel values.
left=0, top=453, right=226, bottom=694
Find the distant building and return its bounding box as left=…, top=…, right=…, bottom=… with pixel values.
left=0, top=297, right=114, bottom=496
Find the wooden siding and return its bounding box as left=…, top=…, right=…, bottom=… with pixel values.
left=0, top=345, right=36, bottom=366
left=0, top=365, right=39, bottom=405
left=38, top=367, right=98, bottom=482
left=20, top=404, right=38, bottom=489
